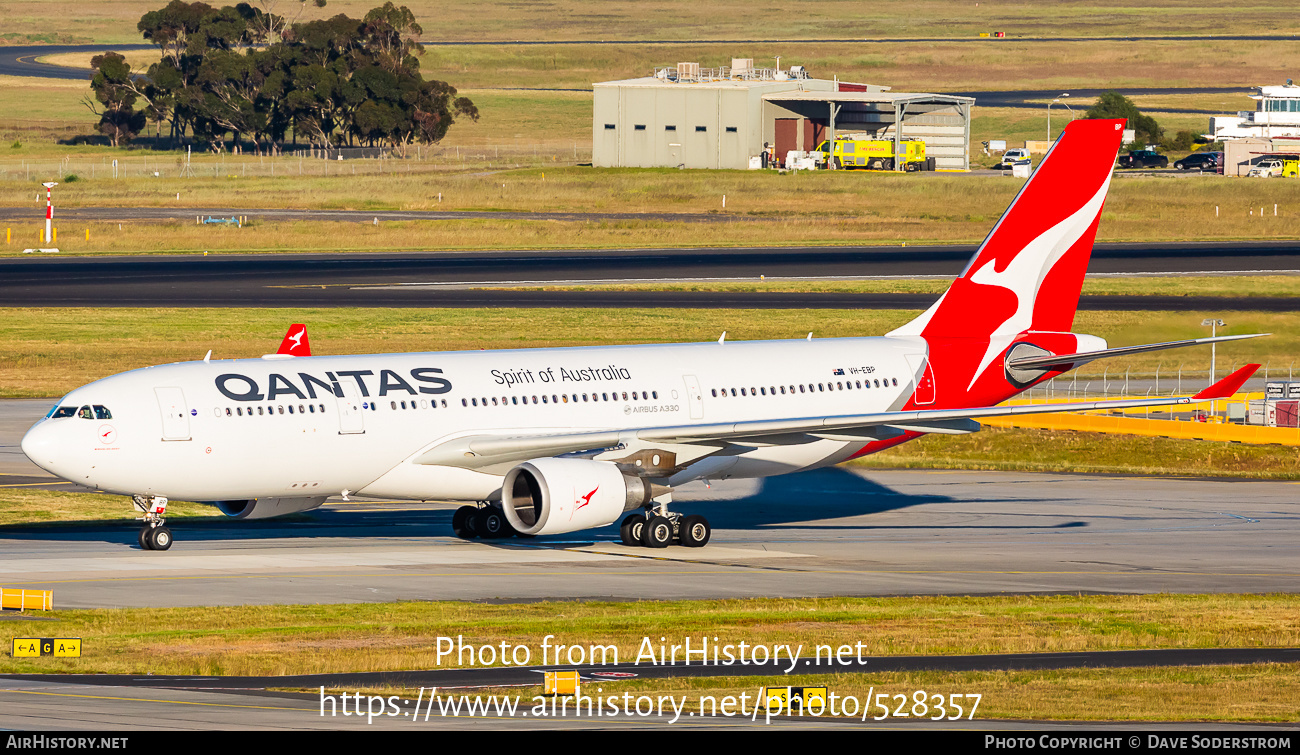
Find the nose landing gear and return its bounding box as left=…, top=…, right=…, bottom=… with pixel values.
left=133, top=495, right=173, bottom=551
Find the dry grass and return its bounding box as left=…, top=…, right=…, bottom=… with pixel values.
left=416, top=38, right=1300, bottom=92
left=35, top=37, right=1297, bottom=95
left=0, top=308, right=1288, bottom=399
left=1, top=594, right=1296, bottom=679
left=2, top=0, right=1298, bottom=45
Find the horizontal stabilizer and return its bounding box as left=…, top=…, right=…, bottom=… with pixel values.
left=1192, top=364, right=1261, bottom=400
left=1006, top=333, right=1268, bottom=372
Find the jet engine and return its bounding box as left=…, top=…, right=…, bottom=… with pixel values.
left=214, top=496, right=328, bottom=520
left=501, top=458, right=656, bottom=536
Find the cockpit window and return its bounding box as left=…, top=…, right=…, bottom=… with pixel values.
left=77, top=406, right=93, bottom=419
left=48, top=406, right=76, bottom=419
left=93, top=405, right=112, bottom=420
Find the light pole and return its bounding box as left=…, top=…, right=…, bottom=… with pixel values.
left=1047, top=93, right=1071, bottom=141
left=1202, top=318, right=1225, bottom=419
left=41, top=182, right=57, bottom=245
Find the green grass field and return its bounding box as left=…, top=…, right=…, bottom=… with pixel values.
left=2, top=594, right=1295, bottom=676
left=1, top=594, right=1296, bottom=720
left=0, top=307, right=1285, bottom=399
left=0, top=487, right=218, bottom=526
left=3, top=170, right=1299, bottom=256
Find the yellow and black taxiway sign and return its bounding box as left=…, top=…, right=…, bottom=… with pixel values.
left=12, top=638, right=81, bottom=658
left=759, top=686, right=827, bottom=711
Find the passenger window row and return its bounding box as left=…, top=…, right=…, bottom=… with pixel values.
left=216, top=403, right=327, bottom=417
left=710, top=378, right=897, bottom=398
left=462, top=390, right=659, bottom=408
left=382, top=399, right=447, bottom=411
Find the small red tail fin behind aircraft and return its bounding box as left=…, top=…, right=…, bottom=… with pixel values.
left=890, top=118, right=1128, bottom=409
left=276, top=324, right=311, bottom=357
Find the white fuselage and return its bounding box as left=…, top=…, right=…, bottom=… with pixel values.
left=22, top=336, right=924, bottom=504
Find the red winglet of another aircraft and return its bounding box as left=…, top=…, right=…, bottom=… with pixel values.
left=276, top=324, right=311, bottom=357
left=1192, top=364, right=1260, bottom=400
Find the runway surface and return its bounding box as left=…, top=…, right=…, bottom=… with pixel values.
left=2, top=242, right=1299, bottom=308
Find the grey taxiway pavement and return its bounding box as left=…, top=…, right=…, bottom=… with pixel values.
left=1, top=396, right=1297, bottom=607
left=2, top=468, right=1295, bottom=607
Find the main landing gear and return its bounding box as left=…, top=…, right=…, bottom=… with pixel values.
left=452, top=503, right=521, bottom=540
left=620, top=509, right=712, bottom=549
left=133, top=495, right=173, bottom=551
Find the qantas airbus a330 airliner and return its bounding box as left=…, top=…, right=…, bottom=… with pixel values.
left=22, top=118, right=1263, bottom=551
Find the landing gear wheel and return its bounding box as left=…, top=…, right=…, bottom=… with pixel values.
left=641, top=515, right=673, bottom=549
left=138, top=527, right=153, bottom=550
left=679, top=515, right=711, bottom=548
left=452, top=505, right=479, bottom=539
left=147, top=526, right=173, bottom=551
left=620, top=514, right=646, bottom=546
left=475, top=507, right=510, bottom=539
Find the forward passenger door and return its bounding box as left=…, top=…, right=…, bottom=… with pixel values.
left=154, top=386, right=191, bottom=441
left=336, top=383, right=365, bottom=434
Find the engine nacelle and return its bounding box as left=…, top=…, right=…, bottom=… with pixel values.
left=501, top=458, right=654, bottom=536
left=214, top=496, right=328, bottom=520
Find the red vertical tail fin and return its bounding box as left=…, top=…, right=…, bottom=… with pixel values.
left=889, top=118, right=1126, bottom=407
left=276, top=324, right=311, bottom=357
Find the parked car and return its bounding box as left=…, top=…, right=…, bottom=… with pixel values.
left=1116, top=149, right=1169, bottom=169
left=1174, top=151, right=1223, bottom=172
left=996, top=148, right=1032, bottom=169
left=1246, top=157, right=1300, bottom=178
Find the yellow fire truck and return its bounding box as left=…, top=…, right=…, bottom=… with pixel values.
left=814, top=138, right=928, bottom=171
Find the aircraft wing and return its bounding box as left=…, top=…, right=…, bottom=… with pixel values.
left=415, top=364, right=1260, bottom=471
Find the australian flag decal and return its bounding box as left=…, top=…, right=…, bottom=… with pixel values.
left=832, top=368, right=845, bottom=375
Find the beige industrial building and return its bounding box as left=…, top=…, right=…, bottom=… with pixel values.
left=1223, top=136, right=1300, bottom=176
left=592, top=61, right=974, bottom=171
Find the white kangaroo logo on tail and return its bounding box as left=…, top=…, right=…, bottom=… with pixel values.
left=964, top=172, right=1114, bottom=389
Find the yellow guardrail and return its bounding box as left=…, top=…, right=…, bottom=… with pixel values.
left=2, top=588, right=52, bottom=611
left=985, top=392, right=1300, bottom=446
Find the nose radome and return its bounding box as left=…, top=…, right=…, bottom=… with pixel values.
left=21, top=421, right=60, bottom=473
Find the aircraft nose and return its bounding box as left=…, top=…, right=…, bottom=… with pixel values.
left=21, top=421, right=61, bottom=473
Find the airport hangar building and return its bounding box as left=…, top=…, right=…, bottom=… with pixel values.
left=592, top=62, right=975, bottom=171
